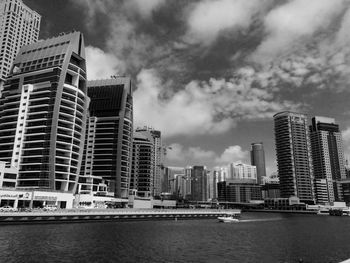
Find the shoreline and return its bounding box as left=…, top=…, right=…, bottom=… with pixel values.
left=0, top=208, right=322, bottom=225
left=0, top=209, right=239, bottom=225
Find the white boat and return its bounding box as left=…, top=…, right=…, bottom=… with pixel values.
left=218, top=211, right=240, bottom=223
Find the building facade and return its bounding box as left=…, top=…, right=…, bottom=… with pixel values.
left=309, top=116, right=346, bottom=204
left=0, top=0, right=41, bottom=84
left=130, top=132, right=153, bottom=197
left=78, top=78, right=133, bottom=198
left=250, top=142, right=266, bottom=185
left=135, top=127, right=162, bottom=197
left=228, top=161, right=257, bottom=183
left=274, top=111, right=315, bottom=204
left=190, top=166, right=207, bottom=201
left=217, top=180, right=262, bottom=203
left=0, top=32, right=89, bottom=193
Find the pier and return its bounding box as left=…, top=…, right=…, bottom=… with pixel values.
left=0, top=209, right=240, bottom=225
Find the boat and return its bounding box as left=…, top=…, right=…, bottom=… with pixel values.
left=218, top=211, right=240, bottom=223
left=316, top=209, right=329, bottom=216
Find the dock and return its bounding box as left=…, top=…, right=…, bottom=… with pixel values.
left=0, top=209, right=240, bottom=225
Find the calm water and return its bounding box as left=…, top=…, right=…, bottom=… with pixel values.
left=0, top=212, right=350, bottom=263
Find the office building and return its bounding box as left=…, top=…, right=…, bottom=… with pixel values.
left=79, top=78, right=133, bottom=198
left=274, top=111, right=315, bottom=204
left=0, top=0, right=41, bottom=85
left=135, top=127, right=162, bottom=197
left=0, top=31, right=88, bottom=193
left=309, top=116, right=346, bottom=203
left=250, top=142, right=266, bottom=185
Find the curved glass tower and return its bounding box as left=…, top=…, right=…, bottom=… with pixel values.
left=0, top=32, right=89, bottom=193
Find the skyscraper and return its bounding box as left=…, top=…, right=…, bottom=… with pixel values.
left=135, top=127, right=162, bottom=197
left=0, top=0, right=41, bottom=84
left=79, top=78, right=133, bottom=198
left=273, top=111, right=315, bottom=204
left=310, top=116, right=346, bottom=203
left=250, top=142, right=266, bottom=184
left=0, top=31, right=88, bottom=193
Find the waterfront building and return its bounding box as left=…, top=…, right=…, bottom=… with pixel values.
left=264, top=196, right=305, bottom=210
left=250, top=142, right=266, bottom=185
left=309, top=116, right=346, bottom=204
left=130, top=131, right=154, bottom=197
left=135, top=127, right=162, bottom=197
left=190, top=166, right=208, bottom=201
left=261, top=183, right=280, bottom=199
left=0, top=161, right=17, bottom=189
left=0, top=0, right=41, bottom=86
left=217, top=179, right=262, bottom=203
left=78, top=78, right=133, bottom=198
left=273, top=111, right=315, bottom=204
left=0, top=32, right=89, bottom=194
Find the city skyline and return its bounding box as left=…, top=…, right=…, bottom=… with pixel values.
left=21, top=0, right=350, bottom=174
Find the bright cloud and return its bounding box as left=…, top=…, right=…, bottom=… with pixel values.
left=214, top=145, right=249, bottom=164
left=133, top=68, right=300, bottom=137
left=126, top=0, right=166, bottom=18
left=252, top=0, right=345, bottom=62
left=85, top=46, right=125, bottom=80
left=184, top=0, right=269, bottom=45
left=166, top=144, right=249, bottom=167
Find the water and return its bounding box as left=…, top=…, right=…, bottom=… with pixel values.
left=0, top=212, right=349, bottom=263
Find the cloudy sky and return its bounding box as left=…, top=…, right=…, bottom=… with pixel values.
left=27, top=0, right=350, bottom=174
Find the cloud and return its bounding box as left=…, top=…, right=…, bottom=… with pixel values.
left=85, top=46, right=125, bottom=80
left=184, top=0, right=270, bottom=45
left=133, top=68, right=300, bottom=137
left=125, top=0, right=166, bottom=18
left=252, top=0, right=345, bottom=62
left=214, top=145, right=249, bottom=164
left=166, top=143, right=249, bottom=168
left=166, top=143, right=216, bottom=165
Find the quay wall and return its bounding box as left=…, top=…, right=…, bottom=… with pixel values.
left=0, top=209, right=239, bottom=225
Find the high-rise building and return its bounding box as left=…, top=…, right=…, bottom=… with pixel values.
left=250, top=142, right=266, bottom=185
left=79, top=78, right=133, bottom=198
left=0, top=32, right=89, bottom=193
left=161, top=166, right=185, bottom=194
left=273, top=111, right=315, bottom=204
left=135, top=127, right=162, bottom=197
left=190, top=166, right=207, bottom=201
left=0, top=0, right=41, bottom=84
left=130, top=131, right=154, bottom=197
left=309, top=116, right=346, bottom=203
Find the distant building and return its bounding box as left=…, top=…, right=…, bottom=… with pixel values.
left=228, top=161, right=257, bottom=183
left=190, top=166, right=207, bottom=201
left=135, top=127, right=162, bottom=197
left=309, top=116, right=346, bottom=204
left=79, top=78, right=133, bottom=198
left=0, top=32, right=88, bottom=193
left=162, top=166, right=185, bottom=194
left=250, top=142, right=266, bottom=185
left=261, top=183, right=280, bottom=199
left=0, top=0, right=41, bottom=84
left=217, top=179, right=262, bottom=203
left=274, top=111, right=315, bottom=204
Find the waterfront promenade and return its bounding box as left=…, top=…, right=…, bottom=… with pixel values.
left=0, top=209, right=240, bottom=224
